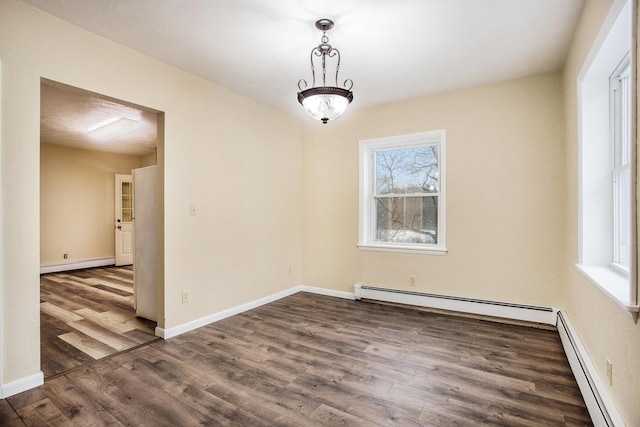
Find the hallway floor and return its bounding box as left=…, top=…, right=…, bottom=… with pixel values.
left=40, top=266, right=158, bottom=378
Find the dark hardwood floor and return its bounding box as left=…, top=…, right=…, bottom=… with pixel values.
left=3, top=292, right=592, bottom=426
left=40, top=266, right=158, bottom=378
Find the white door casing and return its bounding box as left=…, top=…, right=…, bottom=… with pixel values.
left=115, top=174, right=133, bottom=266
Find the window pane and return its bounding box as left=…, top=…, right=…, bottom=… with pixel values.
left=620, top=69, right=630, bottom=165
left=375, top=196, right=438, bottom=244
left=121, top=182, right=133, bottom=222
left=613, top=167, right=630, bottom=269
left=611, top=60, right=631, bottom=271
left=375, top=146, right=439, bottom=195
left=614, top=65, right=631, bottom=168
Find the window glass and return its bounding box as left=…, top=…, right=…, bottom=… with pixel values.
left=375, top=196, right=438, bottom=244
left=612, top=60, right=631, bottom=272
left=375, top=146, right=439, bottom=195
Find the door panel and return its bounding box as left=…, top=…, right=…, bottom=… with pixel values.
left=115, top=174, right=133, bottom=266
left=132, top=166, right=158, bottom=321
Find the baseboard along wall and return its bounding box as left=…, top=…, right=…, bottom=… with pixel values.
left=40, top=257, right=116, bottom=274
left=155, top=285, right=354, bottom=339
left=1, top=372, right=44, bottom=399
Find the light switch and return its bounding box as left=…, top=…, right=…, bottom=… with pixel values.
left=190, top=204, right=196, bottom=216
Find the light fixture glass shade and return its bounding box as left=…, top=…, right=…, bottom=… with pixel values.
left=298, top=87, right=353, bottom=124
left=297, top=19, right=353, bottom=124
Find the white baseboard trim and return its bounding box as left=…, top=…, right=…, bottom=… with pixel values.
left=1, top=371, right=44, bottom=399
left=354, top=283, right=558, bottom=325
left=557, top=311, right=623, bottom=427
left=156, top=285, right=354, bottom=339
left=155, top=287, right=300, bottom=339
left=40, top=257, right=116, bottom=274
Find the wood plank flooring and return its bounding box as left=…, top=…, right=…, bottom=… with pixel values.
left=40, top=266, right=158, bottom=378
left=3, top=292, right=592, bottom=426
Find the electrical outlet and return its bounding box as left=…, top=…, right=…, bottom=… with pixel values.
left=410, top=275, right=416, bottom=286
left=182, top=291, right=189, bottom=304
left=606, top=359, right=613, bottom=386
left=288, top=266, right=292, bottom=275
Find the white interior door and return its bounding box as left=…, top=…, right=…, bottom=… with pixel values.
left=115, top=174, right=134, bottom=266
left=132, top=166, right=158, bottom=321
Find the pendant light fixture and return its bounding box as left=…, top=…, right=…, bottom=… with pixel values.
left=297, top=19, right=353, bottom=124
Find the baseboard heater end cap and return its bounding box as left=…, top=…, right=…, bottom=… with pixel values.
left=354, top=283, right=363, bottom=300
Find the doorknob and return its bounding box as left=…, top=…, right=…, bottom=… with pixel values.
left=117, top=225, right=122, bottom=230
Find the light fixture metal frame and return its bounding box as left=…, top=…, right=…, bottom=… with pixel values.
left=297, top=19, right=353, bottom=123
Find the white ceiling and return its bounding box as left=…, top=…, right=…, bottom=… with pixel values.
left=29, top=0, right=584, bottom=152
left=41, top=81, right=158, bottom=155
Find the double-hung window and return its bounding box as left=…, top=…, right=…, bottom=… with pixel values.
left=359, top=130, right=446, bottom=255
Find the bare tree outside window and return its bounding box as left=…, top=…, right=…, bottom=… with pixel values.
left=374, top=145, right=439, bottom=244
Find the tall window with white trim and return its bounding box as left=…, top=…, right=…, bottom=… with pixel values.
left=359, top=130, right=446, bottom=255
left=577, top=0, right=637, bottom=314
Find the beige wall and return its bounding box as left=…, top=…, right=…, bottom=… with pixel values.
left=40, top=143, right=146, bottom=265
left=140, top=151, right=157, bottom=167
left=563, top=0, right=640, bottom=425
left=0, top=0, right=302, bottom=384
left=302, top=73, right=566, bottom=307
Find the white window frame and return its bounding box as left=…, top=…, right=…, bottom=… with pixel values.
left=358, top=130, right=447, bottom=255
left=577, top=0, right=638, bottom=317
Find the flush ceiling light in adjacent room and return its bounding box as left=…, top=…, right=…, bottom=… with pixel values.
left=297, top=19, right=353, bottom=124
left=87, top=117, right=140, bottom=140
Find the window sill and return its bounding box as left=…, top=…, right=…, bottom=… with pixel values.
left=357, top=243, right=447, bottom=255
left=576, top=264, right=639, bottom=315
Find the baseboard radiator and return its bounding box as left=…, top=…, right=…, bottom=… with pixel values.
left=354, top=284, right=557, bottom=325
left=557, top=311, right=623, bottom=427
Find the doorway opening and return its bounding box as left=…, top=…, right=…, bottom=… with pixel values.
left=39, top=79, right=165, bottom=378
